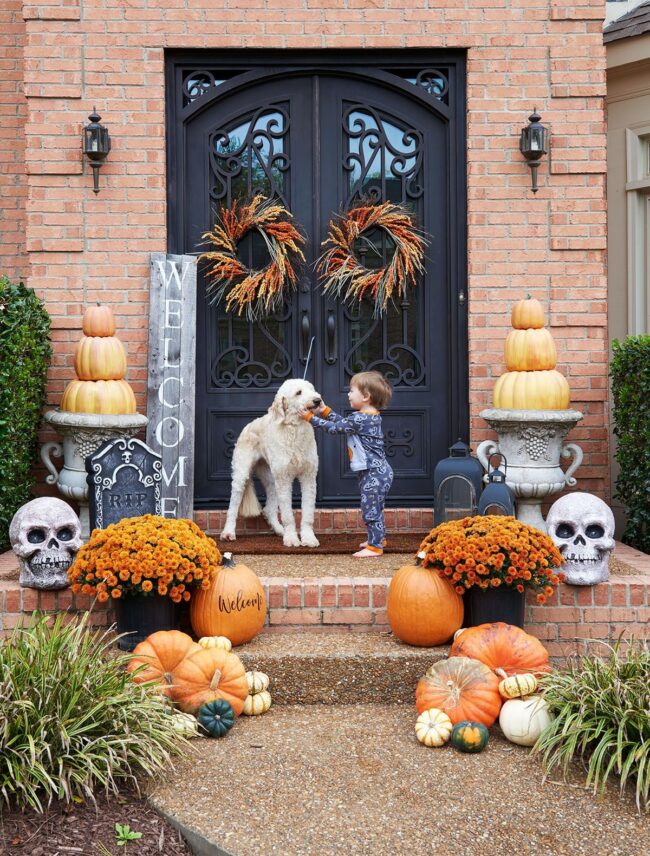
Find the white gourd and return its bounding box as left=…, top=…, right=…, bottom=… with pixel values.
left=242, top=690, right=272, bottom=716
left=171, top=712, right=200, bottom=739
left=499, top=695, right=552, bottom=746
left=246, top=670, right=270, bottom=694
left=496, top=670, right=538, bottom=700
left=198, top=636, right=232, bottom=651
left=415, top=708, right=453, bottom=747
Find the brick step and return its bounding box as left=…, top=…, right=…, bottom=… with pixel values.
left=235, top=630, right=446, bottom=705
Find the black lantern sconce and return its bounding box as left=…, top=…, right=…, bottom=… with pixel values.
left=433, top=439, right=485, bottom=526
left=82, top=108, right=111, bottom=194
left=519, top=109, right=548, bottom=194
left=478, top=453, right=516, bottom=517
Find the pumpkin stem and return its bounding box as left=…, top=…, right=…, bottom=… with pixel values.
left=209, top=668, right=222, bottom=690
left=163, top=671, right=175, bottom=685
left=495, top=668, right=508, bottom=680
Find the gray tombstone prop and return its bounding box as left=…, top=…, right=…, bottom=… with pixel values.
left=86, top=437, right=162, bottom=531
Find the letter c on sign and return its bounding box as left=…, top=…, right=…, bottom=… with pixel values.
left=158, top=376, right=182, bottom=408
left=155, top=416, right=185, bottom=448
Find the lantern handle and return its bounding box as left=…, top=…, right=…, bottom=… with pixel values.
left=487, top=451, right=507, bottom=476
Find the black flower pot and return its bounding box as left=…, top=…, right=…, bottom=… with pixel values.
left=114, top=594, right=181, bottom=651
left=463, top=586, right=525, bottom=629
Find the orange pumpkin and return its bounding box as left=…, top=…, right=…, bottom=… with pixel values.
left=387, top=557, right=464, bottom=646
left=170, top=646, right=249, bottom=715
left=82, top=303, right=116, bottom=337
left=61, top=378, right=137, bottom=414
left=74, top=335, right=127, bottom=380
left=416, top=656, right=502, bottom=727
left=493, top=369, right=570, bottom=410
left=511, top=295, right=545, bottom=330
left=126, top=630, right=201, bottom=698
left=504, top=328, right=557, bottom=372
left=190, top=552, right=266, bottom=646
left=450, top=622, right=550, bottom=676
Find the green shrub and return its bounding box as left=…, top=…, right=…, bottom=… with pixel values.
left=610, top=335, right=650, bottom=553
left=0, top=276, right=52, bottom=551
left=0, top=613, right=187, bottom=811
left=534, top=640, right=650, bottom=811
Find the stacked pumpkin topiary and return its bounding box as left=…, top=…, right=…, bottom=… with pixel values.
left=493, top=295, right=570, bottom=410
left=61, top=303, right=137, bottom=414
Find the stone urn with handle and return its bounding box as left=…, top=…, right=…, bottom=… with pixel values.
left=476, top=407, right=583, bottom=533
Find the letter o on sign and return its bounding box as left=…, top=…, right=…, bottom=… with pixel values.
left=155, top=416, right=185, bottom=448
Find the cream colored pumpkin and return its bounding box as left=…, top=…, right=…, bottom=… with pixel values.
left=493, top=370, right=570, bottom=410
left=242, top=690, right=272, bottom=716
left=499, top=695, right=552, bottom=746
left=415, top=708, right=453, bottom=748
left=246, top=670, right=270, bottom=695
left=198, top=636, right=232, bottom=652
left=171, top=711, right=200, bottom=739
left=497, top=670, right=538, bottom=700
left=74, top=335, right=127, bottom=381
left=61, top=379, right=137, bottom=415
left=504, top=328, right=557, bottom=372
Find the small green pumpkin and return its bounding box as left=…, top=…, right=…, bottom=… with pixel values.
left=197, top=698, right=236, bottom=738
left=450, top=720, right=489, bottom=753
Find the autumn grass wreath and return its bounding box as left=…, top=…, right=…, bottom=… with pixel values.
left=199, top=194, right=306, bottom=320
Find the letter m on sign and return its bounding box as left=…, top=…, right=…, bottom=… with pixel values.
left=146, top=253, right=197, bottom=519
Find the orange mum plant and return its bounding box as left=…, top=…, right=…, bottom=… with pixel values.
left=317, top=201, right=427, bottom=317
left=199, top=194, right=306, bottom=320
left=68, top=515, right=221, bottom=604
left=418, top=515, right=564, bottom=604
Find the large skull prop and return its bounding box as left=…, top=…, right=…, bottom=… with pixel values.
left=546, top=493, right=615, bottom=586
left=9, top=498, right=83, bottom=590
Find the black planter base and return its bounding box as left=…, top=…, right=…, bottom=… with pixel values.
left=114, top=595, right=181, bottom=651
left=463, top=586, right=525, bottom=629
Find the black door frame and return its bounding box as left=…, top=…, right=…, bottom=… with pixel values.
left=165, top=49, right=468, bottom=507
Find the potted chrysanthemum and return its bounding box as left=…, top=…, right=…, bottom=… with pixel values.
left=417, top=515, right=564, bottom=628
left=69, top=514, right=221, bottom=649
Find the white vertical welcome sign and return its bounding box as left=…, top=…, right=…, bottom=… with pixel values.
left=146, top=253, right=197, bottom=519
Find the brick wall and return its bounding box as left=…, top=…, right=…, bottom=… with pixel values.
left=0, top=0, right=28, bottom=282
left=7, top=0, right=609, bottom=500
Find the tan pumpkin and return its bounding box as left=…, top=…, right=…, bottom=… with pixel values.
left=242, top=690, right=272, bottom=716
left=127, top=630, right=201, bottom=697
left=387, top=556, right=464, bottom=647
left=493, top=370, right=570, bottom=410
left=450, top=622, right=550, bottom=677
left=504, top=328, right=557, bottom=372
left=190, top=552, right=267, bottom=646
left=61, top=378, right=137, bottom=414
left=415, top=656, right=502, bottom=727
left=74, top=335, right=127, bottom=381
left=415, top=708, right=453, bottom=747
left=198, top=636, right=232, bottom=652
left=511, top=295, right=545, bottom=330
left=170, top=646, right=249, bottom=716
left=497, top=670, right=538, bottom=699
left=246, top=670, right=270, bottom=695
left=82, top=303, right=116, bottom=337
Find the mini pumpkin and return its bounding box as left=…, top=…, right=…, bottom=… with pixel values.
left=415, top=656, right=502, bottom=727
left=246, top=670, right=270, bottom=695
left=511, top=295, right=545, bottom=330
left=242, top=690, right=272, bottom=716
left=198, top=636, right=232, bottom=651
left=450, top=622, right=550, bottom=677
left=497, top=669, right=538, bottom=700
left=197, top=698, right=236, bottom=738
left=450, top=721, right=490, bottom=753
left=171, top=712, right=200, bottom=739
left=415, top=708, right=453, bottom=748
left=499, top=695, right=552, bottom=747
left=82, top=303, right=116, bottom=337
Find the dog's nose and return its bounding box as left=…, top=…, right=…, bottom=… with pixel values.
left=313, top=398, right=321, bottom=406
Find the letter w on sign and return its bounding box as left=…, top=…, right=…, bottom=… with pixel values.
left=146, top=253, right=197, bottom=519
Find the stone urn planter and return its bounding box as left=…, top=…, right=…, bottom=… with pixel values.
left=41, top=409, right=148, bottom=538
left=476, top=408, right=583, bottom=533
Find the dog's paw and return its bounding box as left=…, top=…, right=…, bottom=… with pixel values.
left=220, top=529, right=237, bottom=541
left=282, top=532, right=301, bottom=548
left=300, top=531, right=320, bottom=548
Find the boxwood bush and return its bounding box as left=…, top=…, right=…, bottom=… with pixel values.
left=0, top=276, right=52, bottom=551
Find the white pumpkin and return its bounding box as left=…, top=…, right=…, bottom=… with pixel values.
left=171, top=711, right=200, bottom=739
left=415, top=708, right=453, bottom=748
left=242, top=690, right=272, bottom=716
left=499, top=695, right=552, bottom=746
left=497, top=670, right=538, bottom=700
left=198, top=635, right=232, bottom=651
left=246, top=670, right=270, bottom=695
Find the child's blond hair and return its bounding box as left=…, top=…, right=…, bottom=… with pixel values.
left=350, top=371, right=392, bottom=410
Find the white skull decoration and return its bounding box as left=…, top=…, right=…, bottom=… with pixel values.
left=9, top=498, right=83, bottom=590
left=546, top=493, right=615, bottom=586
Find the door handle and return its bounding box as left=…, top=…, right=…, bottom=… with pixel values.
left=325, top=310, right=337, bottom=364
left=300, top=311, right=310, bottom=362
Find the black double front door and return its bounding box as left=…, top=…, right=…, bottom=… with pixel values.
left=166, top=51, right=467, bottom=507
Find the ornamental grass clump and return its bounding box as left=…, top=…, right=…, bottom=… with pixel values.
left=418, top=515, right=564, bottom=603
left=0, top=613, right=186, bottom=811
left=69, top=514, right=221, bottom=603
left=534, top=640, right=650, bottom=811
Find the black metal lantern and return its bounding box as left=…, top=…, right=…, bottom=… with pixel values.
left=519, top=109, right=548, bottom=194
left=82, top=108, right=111, bottom=194
left=433, top=439, right=484, bottom=525
left=478, top=453, right=516, bottom=517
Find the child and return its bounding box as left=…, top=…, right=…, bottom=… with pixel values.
left=302, top=371, right=393, bottom=557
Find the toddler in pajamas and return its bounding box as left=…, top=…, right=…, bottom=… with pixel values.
left=302, top=371, right=393, bottom=557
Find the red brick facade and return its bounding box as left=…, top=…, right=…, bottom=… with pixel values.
left=0, top=0, right=608, bottom=500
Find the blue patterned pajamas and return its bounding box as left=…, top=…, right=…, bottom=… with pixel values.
left=358, top=463, right=394, bottom=549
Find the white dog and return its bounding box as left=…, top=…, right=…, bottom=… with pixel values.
left=221, top=378, right=322, bottom=548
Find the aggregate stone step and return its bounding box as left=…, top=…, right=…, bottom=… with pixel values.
left=234, top=630, right=447, bottom=705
